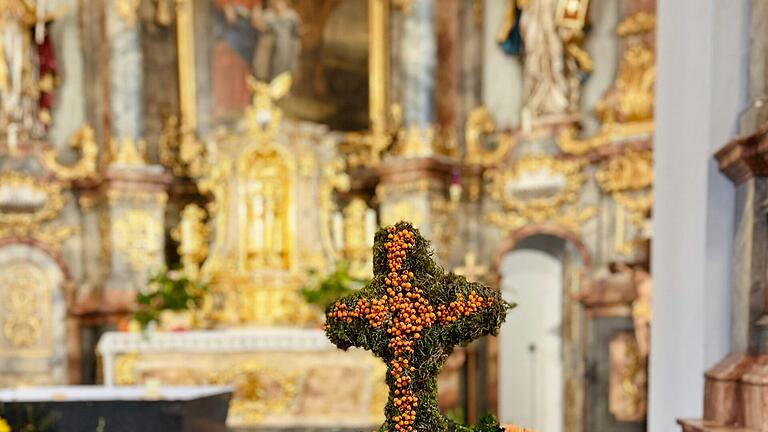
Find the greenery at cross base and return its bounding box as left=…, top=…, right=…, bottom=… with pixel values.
left=325, top=221, right=515, bottom=432
left=300, top=260, right=370, bottom=311
left=133, top=267, right=208, bottom=329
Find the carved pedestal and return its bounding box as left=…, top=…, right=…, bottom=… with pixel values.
left=376, top=156, right=460, bottom=265
left=679, top=126, right=768, bottom=432
left=102, top=164, right=171, bottom=308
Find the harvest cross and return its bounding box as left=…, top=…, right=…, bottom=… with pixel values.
left=325, top=222, right=512, bottom=432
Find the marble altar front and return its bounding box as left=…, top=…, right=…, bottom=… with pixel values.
left=98, top=328, right=386, bottom=429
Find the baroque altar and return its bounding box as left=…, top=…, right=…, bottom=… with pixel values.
left=99, top=71, right=385, bottom=426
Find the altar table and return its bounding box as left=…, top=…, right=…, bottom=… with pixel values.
left=97, top=328, right=386, bottom=429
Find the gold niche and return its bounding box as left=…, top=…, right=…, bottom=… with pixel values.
left=239, top=145, right=293, bottom=272
left=193, top=74, right=319, bottom=327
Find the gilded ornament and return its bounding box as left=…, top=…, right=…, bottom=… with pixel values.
left=0, top=172, right=76, bottom=249
left=557, top=12, right=656, bottom=155
left=0, top=263, right=50, bottom=351
left=556, top=0, right=590, bottom=29
left=486, top=155, right=595, bottom=233
left=616, top=12, right=655, bottom=37
left=172, top=204, right=209, bottom=276
left=113, top=209, right=164, bottom=273
left=245, top=73, right=291, bottom=142
left=41, top=124, right=99, bottom=181
left=114, top=353, right=138, bottom=385
left=596, top=150, right=653, bottom=194
left=158, top=115, right=207, bottom=178
left=608, top=332, right=647, bottom=421
left=0, top=171, right=65, bottom=226
left=115, top=0, right=140, bottom=27
left=597, top=150, right=653, bottom=256
left=209, top=361, right=297, bottom=425
left=464, top=106, right=514, bottom=167
left=111, top=137, right=148, bottom=166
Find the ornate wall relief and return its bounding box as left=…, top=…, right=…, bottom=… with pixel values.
left=596, top=150, right=653, bottom=256
left=486, top=155, right=595, bottom=233
left=0, top=172, right=75, bottom=250
left=608, top=331, right=647, bottom=422
left=0, top=245, right=67, bottom=386
left=557, top=12, right=656, bottom=155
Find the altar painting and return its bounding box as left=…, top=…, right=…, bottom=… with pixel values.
left=202, top=0, right=369, bottom=131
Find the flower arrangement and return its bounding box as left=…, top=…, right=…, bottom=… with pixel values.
left=133, top=268, right=208, bottom=330
left=300, top=260, right=369, bottom=311
left=325, top=222, right=514, bottom=432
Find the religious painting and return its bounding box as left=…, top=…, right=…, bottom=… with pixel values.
left=197, top=0, right=369, bottom=132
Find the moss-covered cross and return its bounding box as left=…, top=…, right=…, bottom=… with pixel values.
left=325, top=222, right=513, bottom=432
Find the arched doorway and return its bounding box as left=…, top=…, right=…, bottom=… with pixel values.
left=492, top=226, right=590, bottom=432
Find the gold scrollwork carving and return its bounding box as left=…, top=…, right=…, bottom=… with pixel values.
left=111, top=137, right=148, bottom=166
left=464, top=106, right=515, bottom=167
left=486, top=155, right=595, bottom=233
left=172, top=204, right=209, bottom=276
left=159, top=115, right=207, bottom=178
left=114, top=353, right=138, bottom=385
left=609, top=332, right=647, bottom=421
left=114, top=0, right=140, bottom=27
left=0, top=172, right=75, bottom=249
left=209, top=361, right=298, bottom=425
left=557, top=12, right=656, bottom=155
left=597, top=150, right=653, bottom=256
left=41, top=124, right=99, bottom=181
left=0, top=263, right=50, bottom=351
left=113, top=209, right=163, bottom=273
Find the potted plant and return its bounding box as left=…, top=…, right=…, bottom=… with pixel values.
left=300, top=260, right=369, bottom=313
left=133, top=268, right=208, bottom=331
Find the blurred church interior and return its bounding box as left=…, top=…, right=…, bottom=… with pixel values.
left=0, top=0, right=764, bottom=431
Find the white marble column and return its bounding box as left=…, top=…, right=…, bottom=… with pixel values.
left=649, top=0, right=747, bottom=431
left=400, top=0, right=436, bottom=127
left=107, top=0, right=143, bottom=140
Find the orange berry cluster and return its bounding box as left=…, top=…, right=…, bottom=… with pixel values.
left=382, top=226, right=425, bottom=432
left=436, top=291, right=487, bottom=324
left=329, top=296, right=389, bottom=328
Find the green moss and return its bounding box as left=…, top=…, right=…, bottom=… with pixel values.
left=325, top=221, right=515, bottom=432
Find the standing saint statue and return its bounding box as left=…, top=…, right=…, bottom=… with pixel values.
left=252, top=0, right=301, bottom=82
left=498, top=0, right=591, bottom=129
left=519, top=0, right=570, bottom=127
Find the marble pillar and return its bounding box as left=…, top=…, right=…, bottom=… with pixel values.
left=102, top=165, right=171, bottom=303
left=400, top=0, right=436, bottom=127
left=376, top=157, right=460, bottom=266
left=107, top=0, right=144, bottom=141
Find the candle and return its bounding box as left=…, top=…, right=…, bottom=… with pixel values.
left=365, top=208, right=376, bottom=247
left=332, top=212, right=344, bottom=250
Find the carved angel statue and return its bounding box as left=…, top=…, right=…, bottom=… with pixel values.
left=244, top=72, right=292, bottom=136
